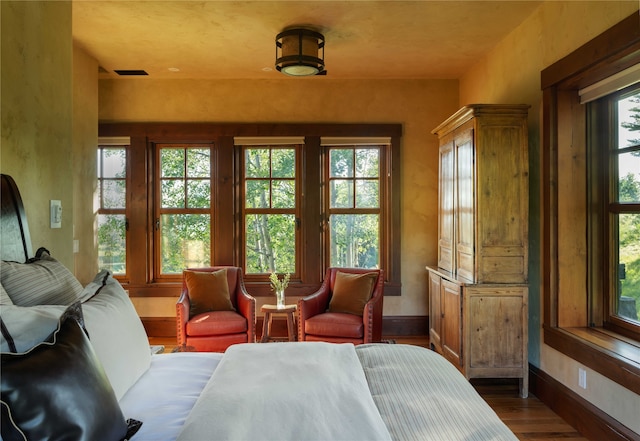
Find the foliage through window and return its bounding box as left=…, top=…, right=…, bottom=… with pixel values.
left=242, top=146, right=298, bottom=275
left=327, top=146, right=382, bottom=268
left=610, top=88, right=640, bottom=327
left=97, top=145, right=127, bottom=275
left=156, top=145, right=213, bottom=275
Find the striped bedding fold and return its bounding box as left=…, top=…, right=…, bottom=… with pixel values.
left=355, top=344, right=518, bottom=441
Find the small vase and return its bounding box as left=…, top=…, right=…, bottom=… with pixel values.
left=276, top=289, right=285, bottom=309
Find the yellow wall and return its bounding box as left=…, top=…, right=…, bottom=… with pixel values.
left=72, top=45, right=100, bottom=284
left=458, top=0, right=640, bottom=433
left=1, top=1, right=74, bottom=268
left=98, top=78, right=460, bottom=318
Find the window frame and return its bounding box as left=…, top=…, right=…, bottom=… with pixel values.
left=541, top=12, right=640, bottom=395
left=153, top=143, right=215, bottom=281
left=323, top=144, right=387, bottom=270
left=240, top=143, right=302, bottom=280
left=96, top=124, right=402, bottom=298
left=97, top=141, right=129, bottom=282
left=588, top=86, right=640, bottom=340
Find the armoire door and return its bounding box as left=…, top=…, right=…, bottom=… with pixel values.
left=438, top=138, right=455, bottom=272
left=455, top=127, right=475, bottom=281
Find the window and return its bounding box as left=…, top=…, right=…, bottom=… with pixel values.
left=241, top=143, right=300, bottom=275
left=97, top=123, right=401, bottom=298
left=155, top=144, right=213, bottom=276
left=97, top=140, right=128, bottom=276
left=589, top=86, right=640, bottom=336
left=541, top=12, right=640, bottom=394
left=326, top=145, right=383, bottom=268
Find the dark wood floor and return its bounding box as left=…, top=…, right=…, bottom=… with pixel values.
left=149, top=335, right=589, bottom=441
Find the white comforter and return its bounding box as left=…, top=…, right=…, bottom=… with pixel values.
left=176, top=342, right=392, bottom=441
left=120, top=352, right=223, bottom=441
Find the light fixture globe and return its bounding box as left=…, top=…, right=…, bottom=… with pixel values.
left=275, top=28, right=325, bottom=76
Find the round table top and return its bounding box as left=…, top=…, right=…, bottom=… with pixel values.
left=261, top=304, right=297, bottom=313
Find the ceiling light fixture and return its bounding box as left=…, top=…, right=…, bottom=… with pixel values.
left=275, top=28, right=325, bottom=76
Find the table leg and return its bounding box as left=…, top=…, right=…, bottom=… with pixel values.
left=287, top=311, right=296, bottom=341
left=261, top=311, right=271, bottom=343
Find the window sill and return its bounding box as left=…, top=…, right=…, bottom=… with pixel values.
left=543, top=325, right=640, bottom=395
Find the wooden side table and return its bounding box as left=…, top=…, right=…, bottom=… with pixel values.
left=261, top=304, right=297, bottom=342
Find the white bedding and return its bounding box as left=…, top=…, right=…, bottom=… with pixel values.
left=119, top=344, right=517, bottom=441
left=119, top=352, right=222, bottom=441
left=177, top=342, right=391, bottom=441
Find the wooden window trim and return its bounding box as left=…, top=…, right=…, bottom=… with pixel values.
left=97, top=123, right=402, bottom=297
left=541, top=12, right=640, bottom=393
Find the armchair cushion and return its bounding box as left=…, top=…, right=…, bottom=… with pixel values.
left=305, top=312, right=364, bottom=339
left=328, top=271, right=378, bottom=316
left=186, top=311, right=248, bottom=336
left=185, top=269, right=235, bottom=317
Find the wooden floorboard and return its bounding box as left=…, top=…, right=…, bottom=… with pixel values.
left=148, top=335, right=589, bottom=441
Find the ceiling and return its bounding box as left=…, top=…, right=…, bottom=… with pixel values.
left=72, top=1, right=542, bottom=80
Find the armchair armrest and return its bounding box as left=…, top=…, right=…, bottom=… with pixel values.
left=176, top=289, right=191, bottom=346
left=297, top=277, right=333, bottom=341
left=298, top=281, right=332, bottom=320
left=236, top=280, right=256, bottom=343
left=362, top=270, right=385, bottom=343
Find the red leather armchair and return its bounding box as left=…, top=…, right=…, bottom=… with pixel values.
left=176, top=266, right=256, bottom=352
left=297, top=267, right=384, bottom=344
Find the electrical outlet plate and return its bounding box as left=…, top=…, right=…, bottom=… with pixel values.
left=578, top=367, right=587, bottom=389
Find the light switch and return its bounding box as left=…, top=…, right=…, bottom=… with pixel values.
left=50, top=200, right=62, bottom=228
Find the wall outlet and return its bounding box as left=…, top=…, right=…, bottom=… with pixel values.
left=578, top=367, right=587, bottom=389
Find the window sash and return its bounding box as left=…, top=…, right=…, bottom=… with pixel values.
left=154, top=144, right=214, bottom=278
left=241, top=145, right=301, bottom=277
left=324, top=145, right=385, bottom=270
left=97, top=146, right=128, bottom=277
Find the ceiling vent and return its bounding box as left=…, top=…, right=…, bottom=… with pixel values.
left=114, top=70, right=149, bottom=76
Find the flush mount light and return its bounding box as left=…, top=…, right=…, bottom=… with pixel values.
left=275, top=28, right=325, bottom=76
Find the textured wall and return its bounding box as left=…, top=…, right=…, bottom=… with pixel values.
left=72, top=45, right=100, bottom=285
left=1, top=1, right=74, bottom=268
left=98, top=78, right=460, bottom=317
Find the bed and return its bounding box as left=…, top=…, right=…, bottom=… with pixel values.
left=0, top=173, right=518, bottom=441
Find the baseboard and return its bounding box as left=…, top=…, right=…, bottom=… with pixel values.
left=141, top=317, right=176, bottom=337
left=529, top=364, right=639, bottom=441
left=382, top=315, right=428, bottom=336
left=142, top=315, right=429, bottom=339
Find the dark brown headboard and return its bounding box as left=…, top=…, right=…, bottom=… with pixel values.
left=1, top=174, right=32, bottom=263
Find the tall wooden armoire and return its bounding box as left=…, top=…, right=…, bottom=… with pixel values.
left=426, top=104, right=530, bottom=397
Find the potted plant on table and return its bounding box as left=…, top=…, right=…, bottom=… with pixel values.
left=269, top=272, right=290, bottom=309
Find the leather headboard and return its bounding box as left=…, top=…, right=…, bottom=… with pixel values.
left=1, top=174, right=32, bottom=263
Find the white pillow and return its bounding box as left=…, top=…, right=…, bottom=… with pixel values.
left=78, top=270, right=151, bottom=400
left=0, top=252, right=83, bottom=306
left=0, top=270, right=151, bottom=400
left=0, top=303, right=63, bottom=352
